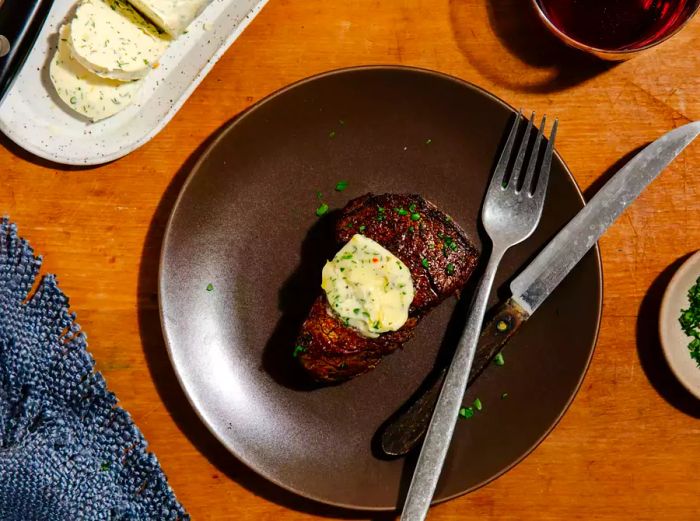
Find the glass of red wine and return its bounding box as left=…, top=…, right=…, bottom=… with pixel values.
left=532, top=0, right=700, bottom=59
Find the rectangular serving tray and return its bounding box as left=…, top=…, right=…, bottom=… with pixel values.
left=0, top=0, right=268, bottom=165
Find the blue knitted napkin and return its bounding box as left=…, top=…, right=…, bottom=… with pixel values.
left=0, top=218, right=188, bottom=520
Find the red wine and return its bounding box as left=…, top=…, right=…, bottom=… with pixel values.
left=537, top=0, right=696, bottom=50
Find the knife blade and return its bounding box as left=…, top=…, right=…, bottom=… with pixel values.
left=380, top=121, right=700, bottom=457
left=0, top=0, right=55, bottom=107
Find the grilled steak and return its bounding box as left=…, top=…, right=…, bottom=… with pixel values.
left=296, top=193, right=479, bottom=383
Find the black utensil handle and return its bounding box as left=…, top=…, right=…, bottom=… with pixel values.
left=0, top=0, right=54, bottom=106
left=379, top=298, right=529, bottom=457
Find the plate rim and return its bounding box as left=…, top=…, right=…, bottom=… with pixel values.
left=158, top=64, right=604, bottom=511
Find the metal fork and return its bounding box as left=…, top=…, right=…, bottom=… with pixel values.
left=400, top=112, right=558, bottom=521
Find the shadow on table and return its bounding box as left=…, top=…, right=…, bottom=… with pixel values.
left=636, top=254, right=700, bottom=418
left=449, top=0, right=615, bottom=93
left=136, top=119, right=397, bottom=520
left=0, top=132, right=99, bottom=171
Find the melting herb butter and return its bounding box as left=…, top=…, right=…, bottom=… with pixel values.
left=321, top=234, right=414, bottom=338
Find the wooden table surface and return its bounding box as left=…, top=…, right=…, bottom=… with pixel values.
left=2, top=1, right=700, bottom=519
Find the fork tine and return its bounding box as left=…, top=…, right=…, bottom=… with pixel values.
left=509, top=112, right=534, bottom=190
left=522, top=115, right=547, bottom=195
left=489, top=111, right=522, bottom=191
left=532, top=118, right=558, bottom=202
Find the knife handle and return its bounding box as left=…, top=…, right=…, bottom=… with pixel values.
left=379, top=298, right=529, bottom=457
left=0, top=0, right=54, bottom=106
left=467, top=297, right=529, bottom=385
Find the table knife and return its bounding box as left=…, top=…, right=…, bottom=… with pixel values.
left=381, top=120, right=700, bottom=457
left=0, top=0, right=54, bottom=106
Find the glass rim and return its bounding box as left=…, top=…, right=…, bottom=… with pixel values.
left=531, top=0, right=700, bottom=57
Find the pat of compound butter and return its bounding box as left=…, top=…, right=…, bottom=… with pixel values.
left=69, top=0, right=169, bottom=81
left=321, top=234, right=415, bottom=338
left=51, top=25, right=144, bottom=122
left=127, top=0, right=213, bottom=36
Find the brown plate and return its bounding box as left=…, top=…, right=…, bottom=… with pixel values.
left=159, top=66, right=602, bottom=510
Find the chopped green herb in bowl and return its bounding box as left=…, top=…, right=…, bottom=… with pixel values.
left=679, top=276, right=700, bottom=365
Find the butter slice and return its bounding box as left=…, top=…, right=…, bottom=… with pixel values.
left=127, top=0, right=213, bottom=36
left=70, top=0, right=169, bottom=81
left=51, top=25, right=143, bottom=122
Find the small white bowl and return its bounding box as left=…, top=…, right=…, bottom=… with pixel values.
left=659, top=250, right=700, bottom=400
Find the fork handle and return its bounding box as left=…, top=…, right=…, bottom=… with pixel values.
left=400, top=246, right=507, bottom=521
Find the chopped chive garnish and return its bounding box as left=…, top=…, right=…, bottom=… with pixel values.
left=316, top=191, right=323, bottom=199
left=459, top=407, right=474, bottom=419
left=342, top=254, right=353, bottom=259
left=396, top=208, right=409, bottom=216
left=335, top=180, right=348, bottom=192
left=473, top=398, right=483, bottom=411
left=444, top=237, right=458, bottom=251
left=377, top=206, right=385, bottom=213
left=358, top=225, right=366, bottom=232
left=316, top=203, right=329, bottom=216
left=376, top=215, right=385, bottom=222
left=421, top=258, right=429, bottom=269
left=408, top=226, right=415, bottom=233
left=353, top=308, right=360, bottom=314
left=446, top=263, right=455, bottom=275
left=362, top=311, right=370, bottom=318
left=409, top=203, right=417, bottom=213
left=293, top=345, right=306, bottom=357
left=494, top=352, right=505, bottom=366
left=206, top=283, right=214, bottom=292
left=679, top=276, right=700, bottom=365
left=501, top=392, right=509, bottom=399
left=410, top=213, right=421, bottom=221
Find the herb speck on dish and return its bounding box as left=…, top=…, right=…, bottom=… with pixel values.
left=316, top=203, right=330, bottom=217
left=494, top=352, right=505, bottom=366
left=459, top=407, right=474, bottom=419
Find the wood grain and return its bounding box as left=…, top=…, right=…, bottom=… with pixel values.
left=2, top=0, right=700, bottom=519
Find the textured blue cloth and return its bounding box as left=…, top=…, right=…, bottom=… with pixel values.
left=0, top=218, right=188, bottom=520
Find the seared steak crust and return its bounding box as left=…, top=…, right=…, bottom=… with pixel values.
left=297, top=193, right=479, bottom=382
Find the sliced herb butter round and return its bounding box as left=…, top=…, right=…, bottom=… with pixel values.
left=69, top=0, right=169, bottom=81
left=322, top=234, right=414, bottom=338
left=128, top=0, right=212, bottom=37
left=51, top=25, right=144, bottom=122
